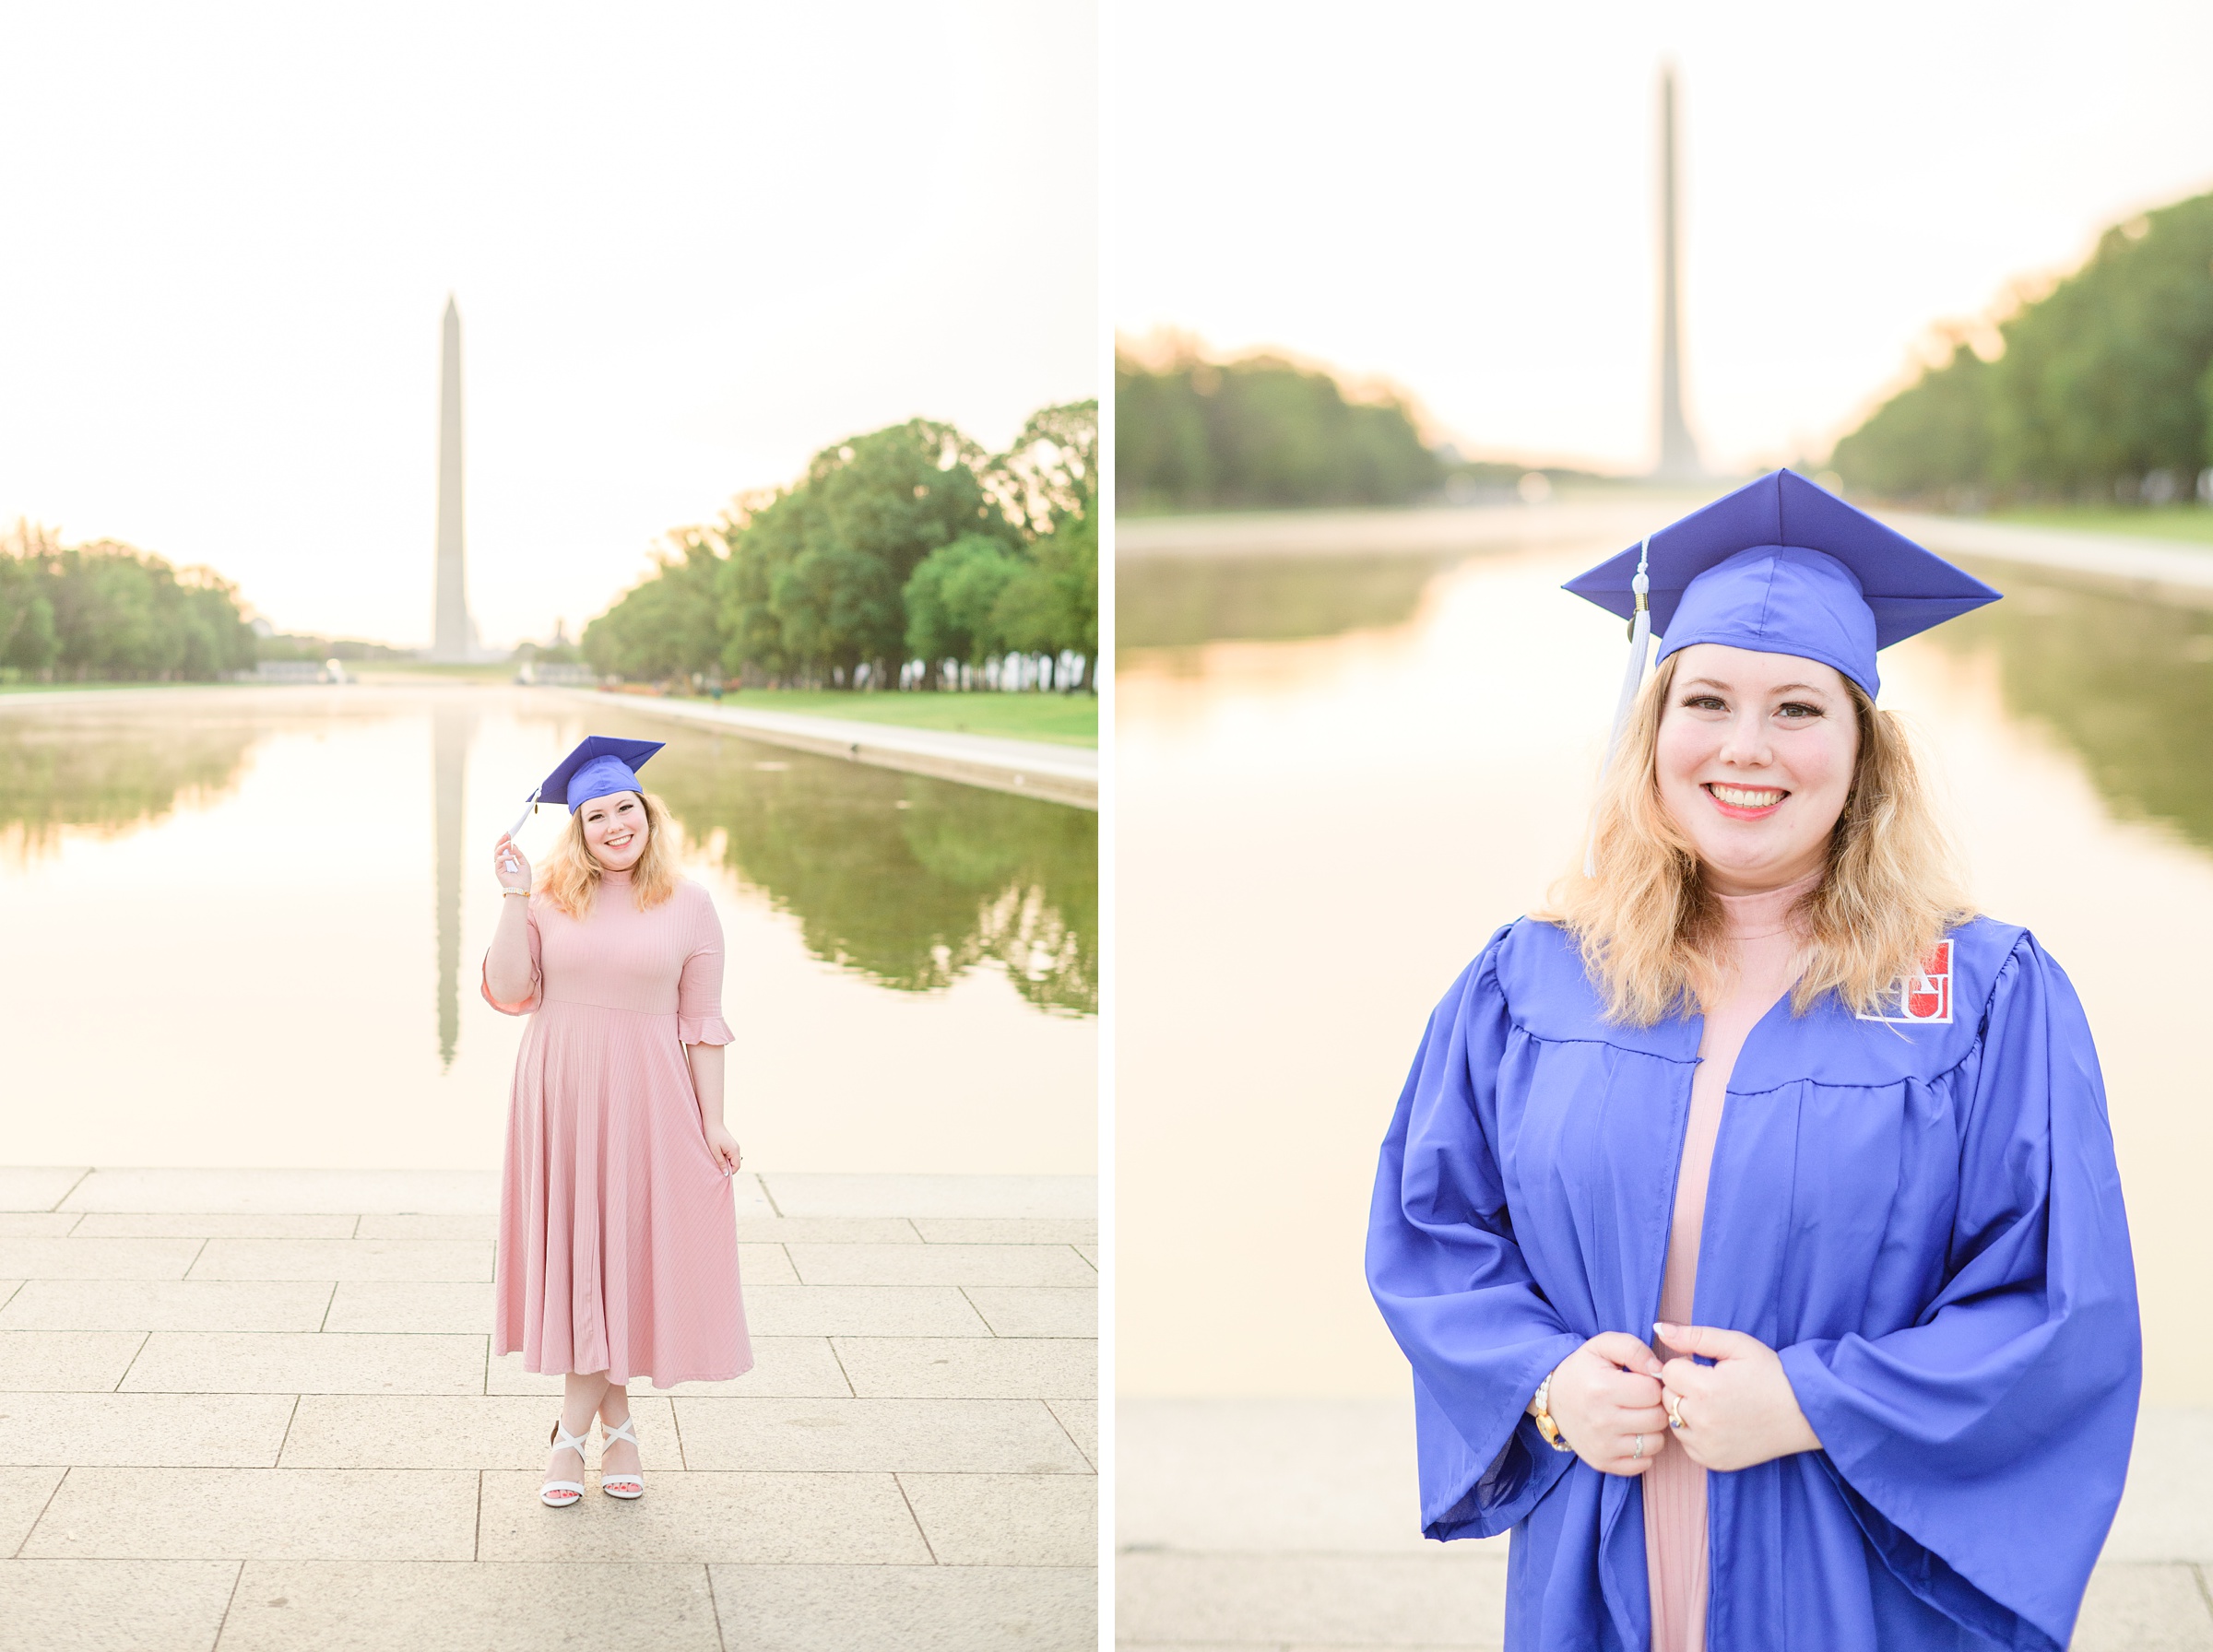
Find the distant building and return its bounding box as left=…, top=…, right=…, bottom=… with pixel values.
left=515, top=661, right=598, bottom=687
left=430, top=297, right=480, bottom=662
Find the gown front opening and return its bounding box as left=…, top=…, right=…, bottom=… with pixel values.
left=1366, top=914, right=2139, bottom=1652
left=484, top=869, right=752, bottom=1386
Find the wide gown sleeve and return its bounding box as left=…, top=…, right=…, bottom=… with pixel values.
left=1367, top=926, right=1586, bottom=1540
left=1779, top=933, right=2140, bottom=1652
left=677, top=890, right=735, bottom=1047
left=479, top=900, right=543, bottom=1016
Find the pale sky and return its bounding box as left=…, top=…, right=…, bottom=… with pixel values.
left=0, top=2, right=1097, bottom=649
left=1110, top=0, right=2213, bottom=477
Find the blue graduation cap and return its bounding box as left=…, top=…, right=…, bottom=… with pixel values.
left=1568, top=468, right=1999, bottom=697
left=503, top=734, right=666, bottom=837
left=1567, top=470, right=2000, bottom=773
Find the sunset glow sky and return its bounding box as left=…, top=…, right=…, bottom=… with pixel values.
left=0, top=3, right=1097, bottom=648
left=1111, top=0, right=2213, bottom=477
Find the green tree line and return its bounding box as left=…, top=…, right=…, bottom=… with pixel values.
left=0, top=522, right=257, bottom=680
left=1832, top=190, right=2213, bottom=505
left=583, top=402, right=1097, bottom=691
left=1116, top=341, right=1442, bottom=513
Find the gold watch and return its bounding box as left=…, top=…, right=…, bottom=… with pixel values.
left=1530, top=1371, right=1574, bottom=1453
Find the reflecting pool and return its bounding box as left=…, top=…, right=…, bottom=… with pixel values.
left=1118, top=534, right=2213, bottom=1407
left=0, top=685, right=1095, bottom=1174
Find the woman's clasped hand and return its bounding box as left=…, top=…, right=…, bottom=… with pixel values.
left=1541, top=1324, right=1825, bottom=1477
left=1538, top=1333, right=1674, bottom=1476
left=1653, top=1321, right=1823, bottom=1472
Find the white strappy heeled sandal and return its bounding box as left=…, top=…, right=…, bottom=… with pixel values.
left=542, top=1419, right=590, bottom=1507
left=599, top=1414, right=644, bottom=1500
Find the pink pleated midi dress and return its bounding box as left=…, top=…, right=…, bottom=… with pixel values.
left=482, top=869, right=753, bottom=1387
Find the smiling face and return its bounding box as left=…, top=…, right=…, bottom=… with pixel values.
left=1652, top=643, right=1861, bottom=896
left=577, top=790, right=649, bottom=872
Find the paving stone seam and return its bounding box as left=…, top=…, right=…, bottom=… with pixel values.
left=11, top=1466, right=67, bottom=1558
left=209, top=1555, right=248, bottom=1650
left=669, top=1388, right=692, bottom=1469
left=271, top=1394, right=302, bottom=1468
left=42, top=1171, right=90, bottom=1213
left=824, top=1336, right=860, bottom=1400
left=704, top=1558, right=731, bottom=1652
left=0, top=1280, right=20, bottom=1312
left=958, top=1285, right=1000, bottom=1338
left=314, top=1281, right=337, bottom=1332
left=2194, top=1560, right=2213, bottom=1622
left=891, top=1471, right=942, bottom=1565
left=105, top=1329, right=153, bottom=1394
left=1045, top=1402, right=1095, bottom=1470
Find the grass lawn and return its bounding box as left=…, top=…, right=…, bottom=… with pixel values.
left=0, top=679, right=254, bottom=696
left=1982, top=504, right=2213, bottom=548
left=675, top=687, right=1096, bottom=747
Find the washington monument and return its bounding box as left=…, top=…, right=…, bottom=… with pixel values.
left=430, top=296, right=479, bottom=662
left=1655, top=65, right=1702, bottom=481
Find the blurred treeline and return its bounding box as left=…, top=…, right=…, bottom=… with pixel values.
left=0, top=705, right=257, bottom=858
left=1833, top=190, right=2213, bottom=506
left=1116, top=342, right=1443, bottom=512
left=0, top=522, right=255, bottom=681
left=648, top=733, right=1095, bottom=1015
left=584, top=403, right=1097, bottom=692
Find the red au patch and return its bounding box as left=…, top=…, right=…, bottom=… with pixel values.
left=1857, top=939, right=1953, bottom=1025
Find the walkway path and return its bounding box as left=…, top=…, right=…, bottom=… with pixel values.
left=550, top=689, right=1098, bottom=810
left=0, top=1165, right=1097, bottom=1652
left=1119, top=498, right=2213, bottom=612
left=1885, top=510, right=2213, bottom=607
left=1118, top=1398, right=2213, bottom=1650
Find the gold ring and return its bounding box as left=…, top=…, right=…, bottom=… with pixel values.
left=1632, top=1434, right=1644, bottom=1459
left=1666, top=1396, right=1686, bottom=1431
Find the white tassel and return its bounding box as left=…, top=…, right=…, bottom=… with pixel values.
left=1584, top=537, right=1653, bottom=879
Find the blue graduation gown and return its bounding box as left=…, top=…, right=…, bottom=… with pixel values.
left=1365, top=916, right=2139, bottom=1652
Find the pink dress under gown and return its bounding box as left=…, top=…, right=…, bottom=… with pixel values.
left=482, top=869, right=753, bottom=1386
left=1642, top=871, right=1820, bottom=1652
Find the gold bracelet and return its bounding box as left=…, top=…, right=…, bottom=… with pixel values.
left=1531, top=1371, right=1574, bottom=1454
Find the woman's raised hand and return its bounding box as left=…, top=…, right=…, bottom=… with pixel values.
left=492, top=833, right=532, bottom=894
left=1655, top=1322, right=1823, bottom=1472
left=1543, top=1331, right=1671, bottom=1477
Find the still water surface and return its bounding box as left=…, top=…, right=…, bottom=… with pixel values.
left=1119, top=532, right=2213, bottom=1407
left=0, top=685, right=1095, bottom=1174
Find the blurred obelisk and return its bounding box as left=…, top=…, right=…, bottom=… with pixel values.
left=430, top=297, right=476, bottom=661
left=1655, top=66, right=1702, bottom=481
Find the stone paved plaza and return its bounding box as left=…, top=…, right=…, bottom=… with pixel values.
left=0, top=1166, right=1097, bottom=1652
left=1118, top=1398, right=2213, bottom=1651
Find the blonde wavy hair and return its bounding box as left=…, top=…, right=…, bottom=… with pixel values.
left=1540, top=652, right=1972, bottom=1026
left=535, top=789, right=683, bottom=919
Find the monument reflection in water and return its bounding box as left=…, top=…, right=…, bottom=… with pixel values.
left=0, top=686, right=1095, bottom=1177
left=1118, top=541, right=2213, bottom=1407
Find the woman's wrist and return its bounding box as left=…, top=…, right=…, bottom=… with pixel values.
left=1528, top=1363, right=1574, bottom=1452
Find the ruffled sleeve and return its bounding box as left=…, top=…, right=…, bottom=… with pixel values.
left=479, top=898, right=542, bottom=1016
left=1366, top=923, right=1584, bottom=1540
left=677, top=887, right=734, bottom=1046
left=1779, top=932, right=2140, bottom=1651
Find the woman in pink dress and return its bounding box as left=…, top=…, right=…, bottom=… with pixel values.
left=483, top=734, right=752, bottom=1507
